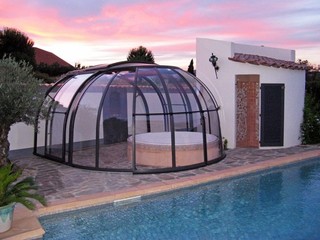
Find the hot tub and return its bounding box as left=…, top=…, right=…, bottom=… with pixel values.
left=127, top=132, right=220, bottom=167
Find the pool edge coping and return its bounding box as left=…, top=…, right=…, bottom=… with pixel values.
left=38, top=149, right=320, bottom=216
left=1, top=149, right=320, bottom=239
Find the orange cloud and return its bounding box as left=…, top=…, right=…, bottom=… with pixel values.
left=1, top=0, right=319, bottom=67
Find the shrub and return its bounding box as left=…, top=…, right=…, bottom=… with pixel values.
left=300, top=94, right=320, bottom=144
left=0, top=56, right=45, bottom=166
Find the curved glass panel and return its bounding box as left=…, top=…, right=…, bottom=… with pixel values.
left=175, top=69, right=217, bottom=111
left=135, top=68, right=167, bottom=133
left=158, top=68, right=200, bottom=131
left=72, top=74, right=113, bottom=168
left=55, top=73, right=92, bottom=110
left=35, top=76, right=74, bottom=156
left=98, top=71, right=131, bottom=170
left=45, top=73, right=92, bottom=160
left=48, top=76, right=71, bottom=98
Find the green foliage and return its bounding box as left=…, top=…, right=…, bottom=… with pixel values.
left=0, top=56, right=44, bottom=126
left=0, top=164, right=46, bottom=210
left=300, top=94, right=320, bottom=144
left=127, top=46, right=155, bottom=63
left=36, top=62, right=74, bottom=79
left=306, top=71, right=320, bottom=100
left=187, top=59, right=195, bottom=75
left=33, top=71, right=56, bottom=84
left=0, top=56, right=46, bottom=166
left=0, top=27, right=36, bottom=67
left=223, top=137, right=228, bottom=150
left=300, top=67, right=320, bottom=144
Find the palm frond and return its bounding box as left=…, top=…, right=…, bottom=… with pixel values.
left=0, top=163, right=46, bottom=209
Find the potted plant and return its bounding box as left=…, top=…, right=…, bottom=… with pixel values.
left=0, top=30, right=48, bottom=233
left=0, top=164, right=47, bottom=233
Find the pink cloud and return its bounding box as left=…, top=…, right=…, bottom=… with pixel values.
left=0, top=0, right=319, bottom=66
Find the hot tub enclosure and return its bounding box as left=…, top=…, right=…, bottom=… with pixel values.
left=34, top=62, right=225, bottom=173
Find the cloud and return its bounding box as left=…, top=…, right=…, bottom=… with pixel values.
left=0, top=0, right=319, bottom=66
left=28, top=0, right=107, bottom=17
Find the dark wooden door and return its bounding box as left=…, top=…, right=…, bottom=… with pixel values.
left=260, top=84, right=284, bottom=146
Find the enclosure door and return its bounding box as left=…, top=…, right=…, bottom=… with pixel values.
left=103, top=88, right=128, bottom=144
left=260, top=84, right=284, bottom=146
left=236, top=75, right=260, bottom=148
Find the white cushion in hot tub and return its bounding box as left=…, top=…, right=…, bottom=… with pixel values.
left=127, top=132, right=220, bottom=167
left=128, top=132, right=217, bottom=146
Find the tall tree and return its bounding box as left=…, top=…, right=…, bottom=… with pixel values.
left=0, top=56, right=45, bottom=166
left=187, top=59, right=195, bottom=75
left=0, top=27, right=36, bottom=67
left=127, top=46, right=155, bottom=63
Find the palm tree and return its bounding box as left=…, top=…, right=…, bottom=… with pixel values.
left=0, top=164, right=46, bottom=210
left=127, top=46, right=155, bottom=63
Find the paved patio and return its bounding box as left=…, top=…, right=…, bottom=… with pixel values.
left=1, top=144, right=319, bottom=239
left=11, top=144, right=320, bottom=204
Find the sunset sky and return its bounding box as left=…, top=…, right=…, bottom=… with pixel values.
left=1, top=0, right=319, bottom=69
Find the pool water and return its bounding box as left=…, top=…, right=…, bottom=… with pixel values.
left=40, top=158, right=320, bottom=239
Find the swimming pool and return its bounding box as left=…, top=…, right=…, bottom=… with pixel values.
left=40, top=158, right=320, bottom=239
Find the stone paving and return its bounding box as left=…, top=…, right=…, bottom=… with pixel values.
left=11, top=144, right=320, bottom=203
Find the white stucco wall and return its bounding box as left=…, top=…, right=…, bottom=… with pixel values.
left=196, top=38, right=305, bottom=149
left=9, top=121, right=44, bottom=150
left=232, top=42, right=295, bottom=61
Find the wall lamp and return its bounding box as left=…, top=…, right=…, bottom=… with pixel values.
left=209, top=53, right=219, bottom=79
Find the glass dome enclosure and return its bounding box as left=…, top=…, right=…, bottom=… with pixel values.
left=34, top=62, right=225, bottom=173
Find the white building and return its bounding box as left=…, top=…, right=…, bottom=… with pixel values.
left=196, top=38, right=306, bottom=149
left=9, top=38, right=307, bottom=153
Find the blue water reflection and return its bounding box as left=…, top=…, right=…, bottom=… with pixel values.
left=41, top=158, right=320, bottom=239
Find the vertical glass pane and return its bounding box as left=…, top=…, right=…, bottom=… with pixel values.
left=132, top=126, right=173, bottom=169
left=99, top=72, right=131, bottom=170
left=46, top=73, right=92, bottom=160
left=55, top=73, right=92, bottom=109
left=72, top=74, right=113, bottom=168
left=175, top=69, right=217, bottom=111
left=35, top=119, right=46, bottom=155
left=207, top=110, right=220, bottom=136
left=174, top=131, right=204, bottom=167
left=158, top=68, right=202, bottom=131
left=135, top=95, right=150, bottom=134
left=46, top=112, right=64, bottom=158
left=137, top=68, right=168, bottom=114
left=36, top=78, right=70, bottom=156
left=133, top=68, right=173, bottom=170
left=136, top=68, right=170, bottom=132
left=48, top=77, right=72, bottom=98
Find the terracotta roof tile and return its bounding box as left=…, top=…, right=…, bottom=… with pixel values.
left=34, top=47, right=73, bottom=67
left=229, top=53, right=307, bottom=70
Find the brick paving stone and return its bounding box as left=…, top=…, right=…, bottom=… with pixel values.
left=11, top=144, right=320, bottom=203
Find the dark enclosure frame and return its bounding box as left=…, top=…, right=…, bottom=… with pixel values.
left=34, top=62, right=225, bottom=173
